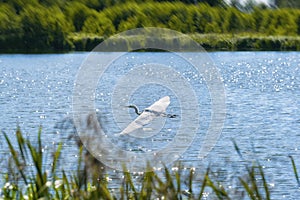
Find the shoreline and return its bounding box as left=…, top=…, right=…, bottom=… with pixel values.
left=1, top=34, right=300, bottom=53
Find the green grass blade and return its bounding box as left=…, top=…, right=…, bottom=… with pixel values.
left=232, top=139, right=244, bottom=160
left=62, top=170, right=71, bottom=195
left=75, top=146, right=87, bottom=190
left=124, top=171, right=138, bottom=199
left=99, top=183, right=114, bottom=200
left=16, top=127, right=27, bottom=162
left=38, top=126, right=43, bottom=156
left=206, top=176, right=230, bottom=200
left=27, top=141, right=44, bottom=185
left=164, top=167, right=176, bottom=195
left=249, top=166, right=262, bottom=200
left=51, top=143, right=62, bottom=175
left=198, top=167, right=209, bottom=200
left=188, top=168, right=194, bottom=194
left=122, top=165, right=138, bottom=199
left=258, top=166, right=270, bottom=200
left=3, top=131, right=28, bottom=185
left=175, top=171, right=182, bottom=199
left=120, top=186, right=125, bottom=200
left=239, top=177, right=256, bottom=199
left=152, top=171, right=167, bottom=197
left=289, top=156, right=300, bottom=187
left=140, top=171, right=154, bottom=199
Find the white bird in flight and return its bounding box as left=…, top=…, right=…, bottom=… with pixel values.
left=120, top=96, right=177, bottom=135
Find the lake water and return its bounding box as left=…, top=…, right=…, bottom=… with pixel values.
left=0, top=52, right=299, bottom=198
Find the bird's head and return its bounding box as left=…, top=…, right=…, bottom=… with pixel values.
left=124, top=105, right=136, bottom=108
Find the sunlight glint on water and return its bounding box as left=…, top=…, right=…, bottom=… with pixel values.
left=0, top=52, right=299, bottom=198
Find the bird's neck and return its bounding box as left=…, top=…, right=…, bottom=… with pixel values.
left=132, top=106, right=142, bottom=115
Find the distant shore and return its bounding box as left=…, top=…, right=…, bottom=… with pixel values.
left=68, top=33, right=300, bottom=52
left=2, top=1, right=300, bottom=53
left=1, top=34, right=300, bottom=53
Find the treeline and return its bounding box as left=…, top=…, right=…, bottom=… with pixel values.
left=0, top=0, right=300, bottom=52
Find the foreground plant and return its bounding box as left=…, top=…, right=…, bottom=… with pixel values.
left=2, top=127, right=62, bottom=199
left=1, top=128, right=299, bottom=199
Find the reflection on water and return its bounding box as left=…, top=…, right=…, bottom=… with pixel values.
left=0, top=52, right=299, bottom=198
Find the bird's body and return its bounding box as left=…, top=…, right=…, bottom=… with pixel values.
left=127, top=104, right=177, bottom=118
left=120, top=96, right=177, bottom=135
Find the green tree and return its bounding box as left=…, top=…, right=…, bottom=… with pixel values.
left=194, top=4, right=215, bottom=33
left=223, top=8, right=246, bottom=33
left=297, top=14, right=300, bottom=34
left=118, top=17, right=140, bottom=32
left=243, top=12, right=255, bottom=32
left=206, top=7, right=223, bottom=33
left=82, top=14, right=116, bottom=36
left=65, top=2, right=94, bottom=32
left=141, top=2, right=172, bottom=28
left=101, top=2, right=140, bottom=31
left=260, top=9, right=297, bottom=35
left=273, top=0, right=300, bottom=8
left=21, top=5, right=72, bottom=51
left=252, top=7, right=264, bottom=31
left=0, top=3, right=22, bottom=50
left=167, top=4, right=191, bottom=33
left=201, top=0, right=226, bottom=7
left=168, top=15, right=185, bottom=32
left=170, top=0, right=226, bottom=6
left=0, top=3, right=20, bottom=34
left=0, top=0, right=39, bottom=13
left=38, top=0, right=66, bottom=7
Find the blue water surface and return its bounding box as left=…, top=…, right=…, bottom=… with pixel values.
left=0, top=52, right=299, bottom=198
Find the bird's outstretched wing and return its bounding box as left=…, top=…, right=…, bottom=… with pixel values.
left=120, top=96, right=170, bottom=135
left=146, top=96, right=170, bottom=114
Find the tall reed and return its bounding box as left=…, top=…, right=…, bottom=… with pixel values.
left=1, top=128, right=299, bottom=199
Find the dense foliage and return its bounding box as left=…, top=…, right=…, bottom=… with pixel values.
left=0, top=0, right=299, bottom=52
